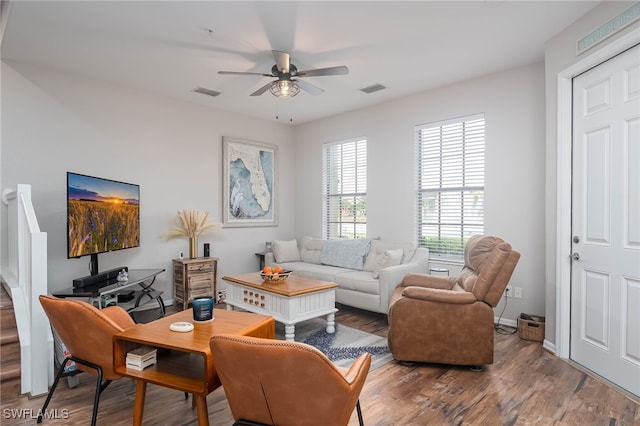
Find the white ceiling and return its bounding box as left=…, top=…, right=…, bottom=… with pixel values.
left=1, top=1, right=600, bottom=125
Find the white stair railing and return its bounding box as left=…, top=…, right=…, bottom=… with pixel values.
left=2, top=184, right=52, bottom=397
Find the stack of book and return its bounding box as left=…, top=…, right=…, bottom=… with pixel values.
left=126, top=346, right=157, bottom=371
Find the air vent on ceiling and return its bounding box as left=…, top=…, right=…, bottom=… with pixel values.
left=360, top=84, right=386, bottom=94
left=192, top=87, right=221, bottom=97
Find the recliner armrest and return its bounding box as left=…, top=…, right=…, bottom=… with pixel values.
left=399, top=273, right=456, bottom=290
left=402, top=286, right=477, bottom=304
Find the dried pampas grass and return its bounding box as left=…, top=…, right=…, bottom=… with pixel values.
left=163, top=210, right=221, bottom=240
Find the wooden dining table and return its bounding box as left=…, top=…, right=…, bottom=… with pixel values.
left=113, top=308, right=274, bottom=425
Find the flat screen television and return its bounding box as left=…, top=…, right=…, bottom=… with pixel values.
left=67, top=172, right=140, bottom=275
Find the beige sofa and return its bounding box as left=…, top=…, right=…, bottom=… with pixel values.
left=264, top=237, right=429, bottom=314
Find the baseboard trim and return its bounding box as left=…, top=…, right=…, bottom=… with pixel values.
left=543, top=339, right=556, bottom=354
left=495, top=317, right=556, bottom=352
left=494, top=316, right=517, bottom=328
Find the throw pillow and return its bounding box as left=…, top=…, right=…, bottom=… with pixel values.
left=300, top=236, right=324, bottom=264
left=272, top=239, right=301, bottom=263
left=372, top=249, right=403, bottom=278
left=363, top=240, right=417, bottom=272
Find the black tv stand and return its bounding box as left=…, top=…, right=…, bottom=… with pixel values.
left=89, top=253, right=99, bottom=276
left=53, top=269, right=166, bottom=323
left=73, top=266, right=128, bottom=288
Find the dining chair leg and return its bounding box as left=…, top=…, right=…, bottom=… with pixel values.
left=37, top=356, right=109, bottom=426
left=37, top=357, right=71, bottom=423
left=356, top=400, right=364, bottom=426
left=90, top=367, right=104, bottom=426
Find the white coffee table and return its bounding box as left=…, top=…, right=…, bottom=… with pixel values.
left=222, top=272, right=338, bottom=341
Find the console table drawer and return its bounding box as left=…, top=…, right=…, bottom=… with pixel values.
left=186, top=263, right=215, bottom=273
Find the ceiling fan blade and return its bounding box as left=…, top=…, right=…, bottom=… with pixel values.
left=218, top=71, right=273, bottom=77
left=295, top=79, right=324, bottom=96
left=250, top=81, right=274, bottom=96
left=272, top=50, right=290, bottom=74
left=296, top=65, right=349, bottom=77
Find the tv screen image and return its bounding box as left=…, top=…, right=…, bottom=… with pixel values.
left=67, top=172, right=140, bottom=262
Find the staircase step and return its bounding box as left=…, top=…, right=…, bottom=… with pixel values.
left=2, top=340, right=20, bottom=364
left=0, top=284, right=12, bottom=308
left=0, top=328, right=19, bottom=345
left=1, top=307, right=17, bottom=330
left=0, top=283, right=21, bottom=400
left=0, top=359, right=21, bottom=382
left=0, top=376, right=22, bottom=401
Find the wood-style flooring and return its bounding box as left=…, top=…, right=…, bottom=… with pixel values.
left=1, top=304, right=638, bottom=425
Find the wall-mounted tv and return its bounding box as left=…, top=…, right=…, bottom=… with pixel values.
left=67, top=172, right=140, bottom=275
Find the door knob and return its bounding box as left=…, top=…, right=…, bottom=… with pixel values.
left=571, top=252, right=580, bottom=261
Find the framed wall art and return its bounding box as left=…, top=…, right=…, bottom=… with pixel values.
left=222, top=136, right=277, bottom=227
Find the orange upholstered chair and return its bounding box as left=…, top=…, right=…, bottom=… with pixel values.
left=388, top=235, right=520, bottom=366
left=210, top=334, right=371, bottom=426
left=38, top=295, right=136, bottom=426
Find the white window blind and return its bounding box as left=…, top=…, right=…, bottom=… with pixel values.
left=416, top=114, right=485, bottom=259
left=322, top=138, right=367, bottom=239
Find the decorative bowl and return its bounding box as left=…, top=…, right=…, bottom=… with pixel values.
left=260, top=270, right=292, bottom=283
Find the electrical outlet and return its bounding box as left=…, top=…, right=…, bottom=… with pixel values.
left=505, top=285, right=513, bottom=298
left=514, top=287, right=523, bottom=299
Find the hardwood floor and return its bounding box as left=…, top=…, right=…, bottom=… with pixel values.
left=1, top=304, right=638, bottom=425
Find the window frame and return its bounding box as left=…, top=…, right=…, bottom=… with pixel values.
left=322, top=137, right=367, bottom=240
left=415, top=113, right=485, bottom=261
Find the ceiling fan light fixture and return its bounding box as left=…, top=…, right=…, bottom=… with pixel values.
left=269, top=80, right=300, bottom=98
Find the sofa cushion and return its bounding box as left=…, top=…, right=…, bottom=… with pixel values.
left=272, top=239, right=301, bottom=263
left=334, top=271, right=380, bottom=295
left=372, top=249, right=403, bottom=278
left=363, top=240, right=417, bottom=272
left=320, top=238, right=371, bottom=270
left=300, top=236, right=324, bottom=264
left=286, top=263, right=347, bottom=283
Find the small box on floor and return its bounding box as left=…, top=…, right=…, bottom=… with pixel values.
left=518, top=313, right=545, bottom=342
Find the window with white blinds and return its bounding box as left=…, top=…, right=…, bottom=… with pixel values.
left=416, top=114, right=485, bottom=259
left=322, top=138, right=367, bottom=239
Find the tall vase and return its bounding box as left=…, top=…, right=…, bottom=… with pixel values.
left=189, top=237, right=197, bottom=259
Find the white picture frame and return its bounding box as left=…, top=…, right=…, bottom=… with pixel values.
left=222, top=136, right=277, bottom=227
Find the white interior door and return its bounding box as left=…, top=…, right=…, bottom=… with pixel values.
left=571, top=44, right=640, bottom=398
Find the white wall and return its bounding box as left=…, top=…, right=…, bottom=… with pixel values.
left=1, top=56, right=554, bottom=325
left=293, top=63, right=547, bottom=322
left=543, top=2, right=639, bottom=346
left=1, top=61, right=295, bottom=298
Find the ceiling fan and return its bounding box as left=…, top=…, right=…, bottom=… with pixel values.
left=218, top=50, right=348, bottom=98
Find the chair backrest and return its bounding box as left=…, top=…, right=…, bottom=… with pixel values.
left=39, top=295, right=134, bottom=380
left=456, top=235, right=521, bottom=306
left=210, top=334, right=371, bottom=426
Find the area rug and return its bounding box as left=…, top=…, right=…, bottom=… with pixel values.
left=275, top=318, right=394, bottom=371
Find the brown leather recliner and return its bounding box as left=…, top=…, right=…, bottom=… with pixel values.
left=387, top=235, right=520, bottom=366
left=38, top=295, right=137, bottom=426
left=210, top=334, right=371, bottom=426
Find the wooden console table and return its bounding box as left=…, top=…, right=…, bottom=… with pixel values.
left=173, top=257, right=218, bottom=310
left=113, top=308, right=274, bottom=426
